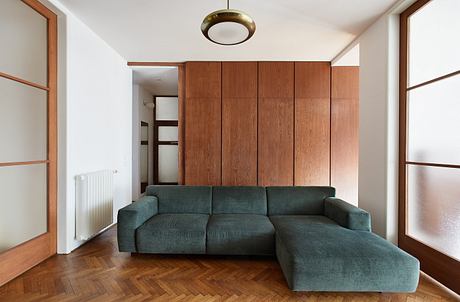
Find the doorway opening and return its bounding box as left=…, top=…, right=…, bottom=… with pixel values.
left=131, top=65, right=183, bottom=199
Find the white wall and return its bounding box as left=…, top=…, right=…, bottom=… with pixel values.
left=333, top=0, right=415, bottom=243
left=43, top=0, right=133, bottom=254
left=132, top=84, right=154, bottom=200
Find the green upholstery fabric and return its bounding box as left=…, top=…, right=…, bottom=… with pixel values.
left=272, top=215, right=420, bottom=292
left=324, top=197, right=372, bottom=231
left=267, top=186, right=335, bottom=215
left=136, top=214, right=209, bottom=254
left=207, top=214, right=275, bottom=255
left=212, top=186, right=267, bottom=214
left=117, top=196, right=158, bottom=252
left=146, top=185, right=212, bottom=214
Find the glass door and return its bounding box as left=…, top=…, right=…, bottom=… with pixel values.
left=399, top=0, right=460, bottom=294
left=154, top=96, right=179, bottom=185
left=0, top=0, right=57, bottom=286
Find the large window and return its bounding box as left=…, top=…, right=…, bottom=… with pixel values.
left=399, top=0, right=460, bottom=294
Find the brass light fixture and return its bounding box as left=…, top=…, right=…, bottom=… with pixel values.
left=201, top=0, right=256, bottom=46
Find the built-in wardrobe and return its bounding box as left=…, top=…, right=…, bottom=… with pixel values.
left=183, top=61, right=359, bottom=204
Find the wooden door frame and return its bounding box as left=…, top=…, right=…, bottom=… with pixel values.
left=399, top=0, right=460, bottom=294
left=0, top=0, right=57, bottom=286
left=128, top=62, right=185, bottom=184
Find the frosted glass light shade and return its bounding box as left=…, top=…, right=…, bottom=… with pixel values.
left=208, top=21, right=249, bottom=45
left=201, top=9, right=256, bottom=46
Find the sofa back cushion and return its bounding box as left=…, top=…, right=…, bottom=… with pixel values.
left=266, top=186, right=335, bottom=215
left=212, top=186, right=267, bottom=215
left=146, top=185, right=212, bottom=214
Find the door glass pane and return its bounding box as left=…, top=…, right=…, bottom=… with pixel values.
left=158, top=145, right=178, bottom=183
left=0, top=77, right=47, bottom=163
left=407, top=75, right=460, bottom=165
left=408, top=0, right=460, bottom=87
left=0, top=164, right=47, bottom=253
left=140, top=124, right=148, bottom=141
left=407, top=164, right=460, bottom=261
left=140, top=145, right=148, bottom=183
left=156, top=97, right=178, bottom=120
left=158, top=126, right=178, bottom=142
left=0, top=0, right=47, bottom=86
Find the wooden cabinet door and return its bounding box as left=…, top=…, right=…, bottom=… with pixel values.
left=294, top=62, right=331, bottom=186
left=184, top=62, right=222, bottom=185
left=258, top=62, right=294, bottom=186
left=222, top=62, right=258, bottom=185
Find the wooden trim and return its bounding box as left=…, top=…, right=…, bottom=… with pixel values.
left=46, top=1, right=58, bottom=257
left=406, top=161, right=460, bottom=169
left=399, top=0, right=460, bottom=295
left=128, top=62, right=184, bottom=67
left=155, top=120, right=179, bottom=126
left=0, top=72, right=49, bottom=91
left=407, top=70, right=460, bottom=91
left=0, top=233, right=51, bottom=285
left=0, top=160, right=49, bottom=167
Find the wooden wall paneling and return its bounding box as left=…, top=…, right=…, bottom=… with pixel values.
left=185, top=62, right=221, bottom=98
left=331, top=66, right=359, bottom=204
left=258, top=62, right=294, bottom=186
left=294, top=62, right=331, bottom=185
left=258, top=97, right=294, bottom=186
left=184, top=62, right=222, bottom=185
left=222, top=62, right=258, bottom=185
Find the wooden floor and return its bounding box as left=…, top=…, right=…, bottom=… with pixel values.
left=0, top=227, right=458, bottom=302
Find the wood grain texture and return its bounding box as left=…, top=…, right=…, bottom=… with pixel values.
left=185, top=62, right=221, bottom=98
left=0, top=226, right=458, bottom=302
left=222, top=62, right=258, bottom=185
left=331, top=67, right=359, bottom=204
left=295, top=98, right=330, bottom=185
left=185, top=98, right=221, bottom=185
left=294, top=62, right=331, bottom=186
left=295, top=62, right=330, bottom=98
left=222, top=62, right=257, bottom=98
left=184, top=62, right=222, bottom=185
left=258, top=62, right=294, bottom=186
left=258, top=62, right=294, bottom=98
left=222, top=98, right=257, bottom=186
left=258, top=98, right=294, bottom=186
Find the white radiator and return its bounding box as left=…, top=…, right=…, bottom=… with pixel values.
left=75, top=170, right=115, bottom=240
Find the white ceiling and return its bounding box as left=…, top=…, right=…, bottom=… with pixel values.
left=59, top=0, right=398, bottom=62
left=132, top=67, right=178, bottom=95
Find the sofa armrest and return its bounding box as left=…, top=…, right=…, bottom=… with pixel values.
left=324, top=197, right=371, bottom=231
left=117, top=195, right=158, bottom=252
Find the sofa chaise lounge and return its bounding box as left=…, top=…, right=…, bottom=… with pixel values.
left=117, top=185, right=419, bottom=292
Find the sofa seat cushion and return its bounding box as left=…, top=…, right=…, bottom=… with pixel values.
left=272, top=215, right=420, bottom=292
left=136, top=214, right=209, bottom=254
left=207, top=214, right=275, bottom=255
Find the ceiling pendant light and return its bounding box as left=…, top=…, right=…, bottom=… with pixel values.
left=201, top=0, right=256, bottom=46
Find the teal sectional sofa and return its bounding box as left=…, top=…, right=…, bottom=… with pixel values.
left=117, top=186, right=420, bottom=292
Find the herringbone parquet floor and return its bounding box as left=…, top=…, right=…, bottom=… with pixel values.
left=0, top=226, right=458, bottom=302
